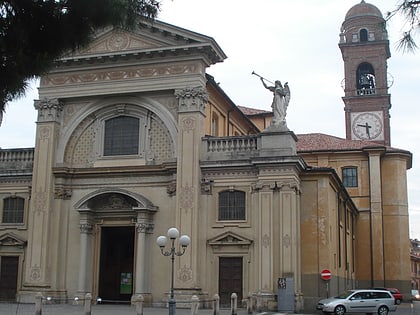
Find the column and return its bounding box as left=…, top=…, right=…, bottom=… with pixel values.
left=78, top=222, right=93, bottom=294
left=135, top=222, right=150, bottom=294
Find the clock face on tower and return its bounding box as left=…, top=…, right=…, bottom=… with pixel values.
left=351, top=112, right=384, bottom=141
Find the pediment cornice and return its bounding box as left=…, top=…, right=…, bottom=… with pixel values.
left=0, top=232, right=27, bottom=248
left=57, top=20, right=226, bottom=67
left=208, top=231, right=253, bottom=246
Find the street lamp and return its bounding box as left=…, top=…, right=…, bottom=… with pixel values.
left=156, top=227, right=191, bottom=315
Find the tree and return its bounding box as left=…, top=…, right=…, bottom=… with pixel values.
left=386, top=0, right=420, bottom=53
left=0, top=0, right=161, bottom=115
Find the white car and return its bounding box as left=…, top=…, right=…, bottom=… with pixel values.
left=316, top=289, right=397, bottom=315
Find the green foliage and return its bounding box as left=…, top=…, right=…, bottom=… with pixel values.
left=0, top=0, right=161, bottom=113
left=386, top=0, right=420, bottom=53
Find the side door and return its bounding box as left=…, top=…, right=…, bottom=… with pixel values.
left=346, top=292, right=374, bottom=313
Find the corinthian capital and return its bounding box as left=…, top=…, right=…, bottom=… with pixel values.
left=175, top=87, right=208, bottom=113
left=34, top=98, right=64, bottom=122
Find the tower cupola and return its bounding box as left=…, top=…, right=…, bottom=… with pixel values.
left=339, top=1, right=392, bottom=145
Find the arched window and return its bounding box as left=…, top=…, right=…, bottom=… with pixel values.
left=104, top=116, right=139, bottom=156
left=356, top=63, right=375, bottom=94
left=359, top=29, right=368, bottom=42
left=218, top=190, right=246, bottom=221
left=2, top=197, right=24, bottom=223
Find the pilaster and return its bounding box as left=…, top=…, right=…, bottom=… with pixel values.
left=22, top=98, right=64, bottom=297
left=173, top=87, right=207, bottom=292
left=367, top=148, right=385, bottom=283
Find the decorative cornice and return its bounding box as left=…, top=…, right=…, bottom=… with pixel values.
left=42, top=63, right=200, bottom=87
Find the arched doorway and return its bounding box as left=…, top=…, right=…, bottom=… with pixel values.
left=75, top=189, right=157, bottom=302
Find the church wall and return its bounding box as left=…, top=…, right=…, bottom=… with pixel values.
left=300, top=173, right=356, bottom=310
left=381, top=156, right=411, bottom=295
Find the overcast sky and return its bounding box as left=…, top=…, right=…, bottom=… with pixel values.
left=0, top=0, right=419, bottom=239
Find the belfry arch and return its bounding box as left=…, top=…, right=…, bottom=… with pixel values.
left=74, top=188, right=157, bottom=301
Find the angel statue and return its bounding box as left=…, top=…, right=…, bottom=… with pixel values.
left=260, top=78, right=290, bottom=127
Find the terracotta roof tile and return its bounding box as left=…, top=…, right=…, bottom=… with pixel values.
left=237, top=106, right=271, bottom=116
left=296, top=133, right=398, bottom=152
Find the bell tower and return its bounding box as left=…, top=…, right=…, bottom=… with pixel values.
left=339, top=0, right=391, bottom=145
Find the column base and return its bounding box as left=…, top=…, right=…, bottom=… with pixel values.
left=255, top=292, right=277, bottom=312
left=131, top=293, right=153, bottom=306
left=161, top=289, right=210, bottom=309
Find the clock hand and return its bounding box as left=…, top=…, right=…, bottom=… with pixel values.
left=366, top=124, right=371, bottom=139
left=356, top=123, right=372, bottom=139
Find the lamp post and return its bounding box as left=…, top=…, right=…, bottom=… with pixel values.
left=156, top=227, right=191, bottom=315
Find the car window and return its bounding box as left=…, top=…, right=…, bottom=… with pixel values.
left=352, top=293, right=363, bottom=300
left=337, top=291, right=353, bottom=299
left=376, top=292, right=391, bottom=299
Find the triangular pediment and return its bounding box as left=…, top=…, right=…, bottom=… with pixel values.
left=0, top=233, right=27, bottom=247
left=208, top=231, right=253, bottom=246
left=61, top=19, right=226, bottom=64
left=77, top=28, right=169, bottom=56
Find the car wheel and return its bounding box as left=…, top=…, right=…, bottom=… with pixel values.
left=395, top=299, right=401, bottom=305
left=334, top=305, right=346, bottom=315
left=378, top=306, right=389, bottom=315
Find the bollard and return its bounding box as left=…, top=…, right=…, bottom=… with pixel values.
left=246, top=292, right=252, bottom=314
left=84, top=293, right=92, bottom=315
left=231, top=293, right=237, bottom=315
left=131, top=294, right=144, bottom=315
left=213, top=294, right=220, bottom=315
left=191, top=295, right=199, bottom=315
left=35, top=292, right=43, bottom=315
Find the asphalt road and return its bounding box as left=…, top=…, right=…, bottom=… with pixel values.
left=0, top=301, right=418, bottom=315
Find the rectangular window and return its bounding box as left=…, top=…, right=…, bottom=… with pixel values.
left=104, top=116, right=139, bottom=156
left=342, top=167, right=358, bottom=187
left=2, top=197, right=24, bottom=224
left=218, top=191, right=246, bottom=221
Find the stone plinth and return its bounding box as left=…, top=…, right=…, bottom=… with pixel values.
left=259, top=127, right=297, bottom=157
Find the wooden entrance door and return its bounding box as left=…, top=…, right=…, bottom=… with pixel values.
left=219, top=257, right=243, bottom=306
left=0, top=256, right=19, bottom=301
left=98, top=226, right=135, bottom=302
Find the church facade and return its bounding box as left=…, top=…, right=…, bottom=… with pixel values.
left=0, top=1, right=413, bottom=311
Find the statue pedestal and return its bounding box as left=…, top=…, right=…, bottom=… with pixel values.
left=259, top=125, right=297, bottom=157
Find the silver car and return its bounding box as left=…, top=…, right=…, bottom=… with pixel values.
left=316, top=289, right=397, bottom=315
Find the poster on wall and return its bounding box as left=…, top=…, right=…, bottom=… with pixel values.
left=120, top=273, right=132, bottom=294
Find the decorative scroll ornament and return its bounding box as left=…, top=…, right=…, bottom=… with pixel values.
left=34, top=98, right=64, bottom=122
left=175, top=87, right=208, bottom=113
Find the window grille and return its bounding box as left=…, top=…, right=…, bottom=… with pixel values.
left=342, top=167, right=358, bottom=187
left=218, top=190, right=246, bottom=221
left=2, top=197, right=24, bottom=223
left=104, top=116, right=139, bottom=156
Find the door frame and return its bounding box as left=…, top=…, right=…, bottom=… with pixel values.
left=0, top=253, right=24, bottom=301
left=93, top=221, right=137, bottom=302
left=218, top=256, right=244, bottom=305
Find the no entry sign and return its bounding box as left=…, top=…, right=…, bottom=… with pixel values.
left=321, top=269, right=332, bottom=281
